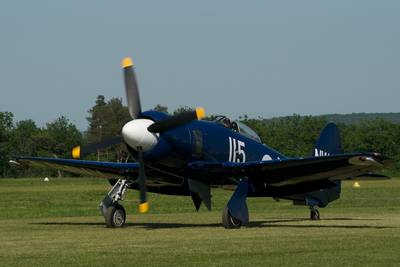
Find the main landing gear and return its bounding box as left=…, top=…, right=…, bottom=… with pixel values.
left=310, top=206, right=320, bottom=220
left=105, top=203, right=126, bottom=227
left=222, top=179, right=250, bottom=229
left=100, top=179, right=131, bottom=228
left=222, top=206, right=243, bottom=229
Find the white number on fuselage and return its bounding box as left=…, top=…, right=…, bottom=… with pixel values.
left=228, top=137, right=246, bottom=162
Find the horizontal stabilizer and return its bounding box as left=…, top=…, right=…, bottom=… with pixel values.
left=346, top=173, right=390, bottom=181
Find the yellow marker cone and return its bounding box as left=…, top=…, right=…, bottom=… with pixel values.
left=352, top=181, right=361, bottom=188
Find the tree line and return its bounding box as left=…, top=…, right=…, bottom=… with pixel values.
left=242, top=115, right=400, bottom=175
left=1, top=95, right=399, bottom=177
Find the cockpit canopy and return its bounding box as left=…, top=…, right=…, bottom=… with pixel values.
left=213, top=115, right=262, bottom=143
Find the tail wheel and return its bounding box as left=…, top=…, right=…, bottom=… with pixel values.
left=310, top=209, right=320, bottom=220
left=222, top=206, right=242, bottom=229
left=105, top=204, right=126, bottom=228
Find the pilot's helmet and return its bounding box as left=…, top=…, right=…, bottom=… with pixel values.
left=231, top=122, right=239, bottom=132
left=223, top=118, right=231, bottom=127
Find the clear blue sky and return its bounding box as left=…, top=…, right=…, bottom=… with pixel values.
left=1, top=1, right=399, bottom=129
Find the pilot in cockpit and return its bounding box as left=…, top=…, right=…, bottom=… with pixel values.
left=222, top=118, right=231, bottom=128
left=222, top=117, right=239, bottom=132
left=215, top=115, right=262, bottom=143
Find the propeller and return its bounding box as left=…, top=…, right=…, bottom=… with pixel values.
left=71, top=56, right=206, bottom=214
left=137, top=147, right=149, bottom=213
left=72, top=136, right=123, bottom=159
left=122, top=57, right=150, bottom=213
left=147, top=107, right=205, bottom=133
left=122, top=57, right=141, bottom=119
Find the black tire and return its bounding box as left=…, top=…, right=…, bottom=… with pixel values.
left=310, top=209, right=320, bottom=220
left=105, top=204, right=126, bottom=228
left=222, top=206, right=242, bottom=229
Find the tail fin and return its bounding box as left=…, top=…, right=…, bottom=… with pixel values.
left=314, top=122, right=343, bottom=157
left=303, top=122, right=343, bottom=207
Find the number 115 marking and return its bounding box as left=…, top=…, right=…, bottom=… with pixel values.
left=228, top=137, right=246, bottom=162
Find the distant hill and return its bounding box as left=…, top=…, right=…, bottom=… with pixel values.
left=317, top=113, right=400, bottom=124
left=262, top=113, right=400, bottom=124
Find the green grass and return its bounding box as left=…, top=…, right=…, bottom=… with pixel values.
left=0, top=178, right=399, bottom=267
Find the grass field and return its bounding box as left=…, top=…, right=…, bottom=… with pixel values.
left=0, top=178, right=399, bottom=267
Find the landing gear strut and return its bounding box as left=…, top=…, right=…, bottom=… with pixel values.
left=310, top=206, right=320, bottom=220
left=100, top=179, right=131, bottom=228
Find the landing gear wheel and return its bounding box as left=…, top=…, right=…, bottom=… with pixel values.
left=310, top=208, right=320, bottom=220
left=105, top=204, right=126, bottom=228
left=222, top=206, right=242, bottom=229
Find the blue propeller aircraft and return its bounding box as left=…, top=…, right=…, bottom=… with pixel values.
left=14, top=57, right=391, bottom=228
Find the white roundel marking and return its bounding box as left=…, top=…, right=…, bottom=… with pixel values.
left=262, top=154, right=272, bottom=161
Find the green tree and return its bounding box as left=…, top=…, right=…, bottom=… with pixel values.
left=86, top=95, right=131, bottom=161
left=341, top=119, right=400, bottom=174
left=0, top=112, right=14, bottom=177
left=86, top=95, right=107, bottom=143
left=153, top=104, right=168, bottom=113
left=8, top=120, right=44, bottom=177
left=243, top=114, right=327, bottom=156
left=86, top=96, right=130, bottom=142
left=10, top=119, right=40, bottom=156
left=173, top=106, right=193, bottom=115
left=44, top=116, right=83, bottom=158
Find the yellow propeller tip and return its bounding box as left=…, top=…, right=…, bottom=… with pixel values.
left=72, top=146, right=80, bottom=159
left=196, top=107, right=206, bottom=119
left=138, top=202, right=149, bottom=213
left=122, top=57, right=134, bottom=68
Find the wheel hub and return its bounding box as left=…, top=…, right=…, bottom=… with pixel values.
left=113, top=209, right=125, bottom=227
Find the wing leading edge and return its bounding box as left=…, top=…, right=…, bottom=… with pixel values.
left=13, top=157, right=139, bottom=178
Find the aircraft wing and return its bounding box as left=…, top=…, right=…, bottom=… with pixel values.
left=188, top=152, right=391, bottom=186
left=12, top=156, right=139, bottom=179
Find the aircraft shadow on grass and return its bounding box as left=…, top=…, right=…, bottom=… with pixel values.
left=31, top=218, right=394, bottom=230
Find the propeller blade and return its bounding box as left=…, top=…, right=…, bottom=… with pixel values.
left=122, top=57, right=142, bottom=119
left=147, top=107, right=205, bottom=133
left=72, top=136, right=123, bottom=159
left=137, top=147, right=149, bottom=213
